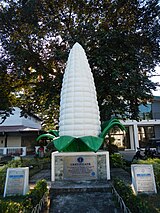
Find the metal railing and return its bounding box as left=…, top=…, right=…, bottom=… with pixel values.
left=31, top=191, right=49, bottom=213
left=0, top=147, right=26, bottom=156
left=111, top=185, right=131, bottom=213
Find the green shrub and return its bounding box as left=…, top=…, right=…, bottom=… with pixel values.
left=0, top=200, right=23, bottom=213
left=6, top=159, right=23, bottom=168
left=110, top=153, right=126, bottom=168
left=0, top=179, right=48, bottom=213
left=106, top=144, right=119, bottom=154
left=113, top=178, right=155, bottom=213
left=23, top=179, right=48, bottom=212
left=0, top=166, right=7, bottom=195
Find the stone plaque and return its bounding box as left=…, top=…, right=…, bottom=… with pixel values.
left=3, top=167, right=29, bottom=197
left=131, top=164, right=157, bottom=195
left=64, top=155, right=97, bottom=180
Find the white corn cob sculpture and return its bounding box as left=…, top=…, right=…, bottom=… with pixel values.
left=59, top=42, right=101, bottom=137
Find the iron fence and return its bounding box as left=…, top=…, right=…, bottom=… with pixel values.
left=30, top=191, right=49, bottom=213
left=111, top=184, right=132, bottom=213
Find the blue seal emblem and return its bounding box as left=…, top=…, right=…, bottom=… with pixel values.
left=77, top=157, right=84, bottom=163
left=91, top=171, right=95, bottom=176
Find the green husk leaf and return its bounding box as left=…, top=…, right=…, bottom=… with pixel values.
left=48, top=129, right=59, bottom=137
left=53, top=135, right=104, bottom=152
left=100, top=121, right=126, bottom=138
left=101, top=117, right=120, bottom=131
left=80, top=136, right=104, bottom=152
left=36, top=133, right=55, bottom=142
left=53, top=136, right=75, bottom=151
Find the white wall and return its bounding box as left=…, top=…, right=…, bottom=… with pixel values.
left=0, top=136, right=21, bottom=148
left=7, top=136, right=21, bottom=147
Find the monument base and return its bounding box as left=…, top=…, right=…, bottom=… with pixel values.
left=51, top=151, right=110, bottom=181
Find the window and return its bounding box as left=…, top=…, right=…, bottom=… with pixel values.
left=110, top=126, right=130, bottom=149
left=139, top=104, right=152, bottom=120
left=138, top=126, right=155, bottom=148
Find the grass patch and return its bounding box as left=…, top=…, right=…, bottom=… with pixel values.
left=139, top=193, right=160, bottom=212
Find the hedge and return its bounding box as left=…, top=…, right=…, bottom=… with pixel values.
left=0, top=179, right=48, bottom=213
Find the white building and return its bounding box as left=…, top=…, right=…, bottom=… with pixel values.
left=110, top=96, right=160, bottom=151
left=0, top=107, right=42, bottom=156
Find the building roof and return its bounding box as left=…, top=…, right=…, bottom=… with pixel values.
left=0, top=125, right=41, bottom=133
left=0, top=107, right=41, bottom=129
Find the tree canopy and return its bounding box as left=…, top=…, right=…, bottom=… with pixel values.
left=0, top=0, right=159, bottom=128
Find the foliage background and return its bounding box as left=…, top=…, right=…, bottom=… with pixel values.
left=0, top=0, right=159, bottom=129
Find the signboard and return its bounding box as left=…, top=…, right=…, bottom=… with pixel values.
left=131, top=164, right=157, bottom=195
left=3, top=167, right=29, bottom=197
left=64, top=155, right=97, bottom=180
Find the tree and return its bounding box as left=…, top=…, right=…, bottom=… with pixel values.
left=0, top=50, right=17, bottom=123
left=0, top=0, right=159, bottom=128
left=0, top=0, right=65, bottom=128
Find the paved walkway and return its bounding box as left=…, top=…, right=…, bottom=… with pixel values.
left=30, top=169, right=51, bottom=183
left=119, top=150, right=136, bottom=162
left=29, top=168, right=131, bottom=213
left=49, top=180, right=122, bottom=213
left=50, top=190, right=122, bottom=213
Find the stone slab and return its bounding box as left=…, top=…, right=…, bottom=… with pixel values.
left=51, top=151, right=110, bottom=181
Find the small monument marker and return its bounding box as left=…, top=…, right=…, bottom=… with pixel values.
left=3, top=167, right=29, bottom=197
left=131, top=164, right=157, bottom=195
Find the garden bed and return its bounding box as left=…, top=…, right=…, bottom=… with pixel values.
left=111, top=153, right=160, bottom=212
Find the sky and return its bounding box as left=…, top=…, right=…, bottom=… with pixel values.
left=151, top=66, right=160, bottom=96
